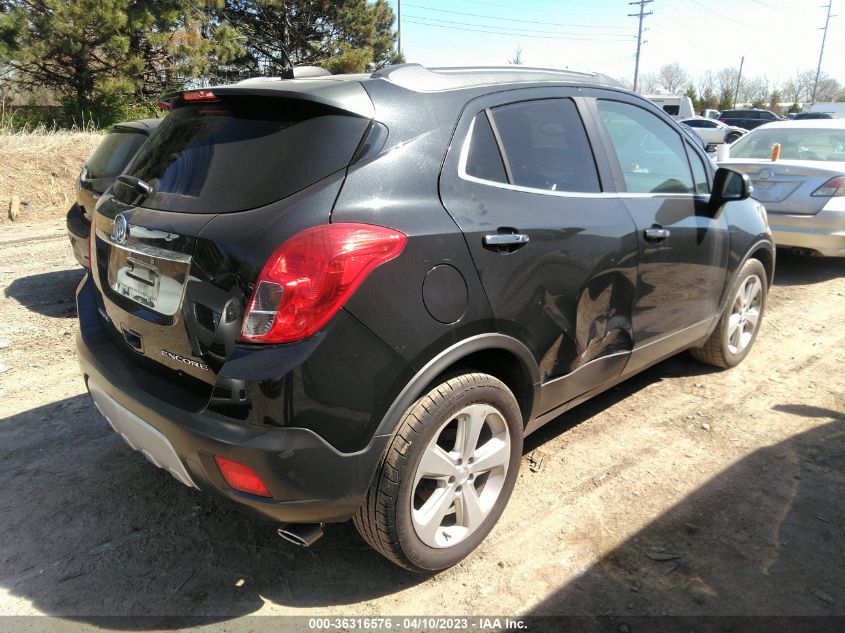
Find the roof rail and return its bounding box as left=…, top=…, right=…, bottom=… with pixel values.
left=371, top=63, right=621, bottom=92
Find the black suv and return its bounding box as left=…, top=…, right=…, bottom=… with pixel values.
left=67, top=119, right=161, bottom=267
left=76, top=64, right=774, bottom=572
left=718, top=108, right=782, bottom=130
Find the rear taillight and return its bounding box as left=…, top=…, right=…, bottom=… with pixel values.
left=213, top=455, right=271, bottom=497
left=241, top=224, right=407, bottom=344
left=812, top=176, right=845, bottom=197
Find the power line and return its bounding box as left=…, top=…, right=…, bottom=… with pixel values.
left=403, top=18, right=635, bottom=41
left=403, top=15, right=635, bottom=39
left=629, top=0, right=653, bottom=92
left=686, top=0, right=752, bottom=26
left=403, top=3, right=632, bottom=29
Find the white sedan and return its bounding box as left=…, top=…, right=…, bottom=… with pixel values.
left=680, top=116, right=747, bottom=145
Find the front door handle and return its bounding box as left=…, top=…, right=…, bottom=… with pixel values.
left=483, top=233, right=530, bottom=247
left=644, top=227, right=670, bottom=243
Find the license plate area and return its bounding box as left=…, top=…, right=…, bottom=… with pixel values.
left=103, top=232, right=191, bottom=317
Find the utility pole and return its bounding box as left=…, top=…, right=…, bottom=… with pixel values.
left=397, top=0, right=402, bottom=58
left=812, top=0, right=836, bottom=104
left=733, top=56, right=745, bottom=107
left=629, top=0, right=653, bottom=92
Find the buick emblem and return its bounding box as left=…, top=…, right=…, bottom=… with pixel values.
left=112, top=213, right=128, bottom=244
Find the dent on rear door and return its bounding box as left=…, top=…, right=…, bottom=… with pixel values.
left=438, top=91, right=640, bottom=415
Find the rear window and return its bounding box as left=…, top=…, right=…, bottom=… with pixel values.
left=118, top=96, right=370, bottom=213
left=489, top=98, right=601, bottom=192
left=86, top=131, right=147, bottom=179
left=730, top=128, right=845, bottom=162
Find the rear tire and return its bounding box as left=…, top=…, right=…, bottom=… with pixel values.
left=353, top=373, right=523, bottom=572
left=691, top=258, right=767, bottom=368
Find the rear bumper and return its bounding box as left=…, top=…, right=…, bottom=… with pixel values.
left=767, top=200, right=845, bottom=257
left=66, top=203, right=90, bottom=268
left=76, top=275, right=390, bottom=524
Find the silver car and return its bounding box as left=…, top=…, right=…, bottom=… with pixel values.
left=720, top=120, right=845, bottom=257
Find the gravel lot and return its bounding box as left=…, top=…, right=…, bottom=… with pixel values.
left=0, top=219, right=843, bottom=624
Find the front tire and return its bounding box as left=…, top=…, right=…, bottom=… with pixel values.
left=725, top=132, right=742, bottom=144
left=354, top=373, right=523, bottom=572
left=691, top=258, right=767, bottom=368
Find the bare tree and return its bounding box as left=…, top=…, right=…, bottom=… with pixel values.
left=508, top=46, right=524, bottom=65
left=658, top=62, right=689, bottom=93
left=781, top=70, right=815, bottom=104
left=697, top=71, right=715, bottom=98
left=637, top=72, right=660, bottom=93
left=741, top=76, right=769, bottom=105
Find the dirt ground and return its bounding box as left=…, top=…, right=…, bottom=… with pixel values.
left=0, top=218, right=843, bottom=625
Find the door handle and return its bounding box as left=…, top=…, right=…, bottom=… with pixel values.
left=644, top=227, right=670, bottom=243
left=483, top=233, right=530, bottom=247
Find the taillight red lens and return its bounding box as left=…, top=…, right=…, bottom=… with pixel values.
left=213, top=455, right=272, bottom=497
left=812, top=176, right=845, bottom=197
left=241, top=224, right=407, bottom=344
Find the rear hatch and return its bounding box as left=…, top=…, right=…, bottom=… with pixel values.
left=89, top=85, right=373, bottom=401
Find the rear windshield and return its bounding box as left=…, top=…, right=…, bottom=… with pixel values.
left=86, top=131, right=147, bottom=179
left=730, top=128, right=845, bottom=162
left=118, top=96, right=370, bottom=213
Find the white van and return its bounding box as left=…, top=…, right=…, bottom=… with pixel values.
left=643, top=95, right=695, bottom=120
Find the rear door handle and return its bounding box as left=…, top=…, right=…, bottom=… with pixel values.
left=644, top=227, right=670, bottom=243
left=483, top=233, right=530, bottom=247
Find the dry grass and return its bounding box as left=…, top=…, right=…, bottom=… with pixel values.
left=0, top=129, right=103, bottom=223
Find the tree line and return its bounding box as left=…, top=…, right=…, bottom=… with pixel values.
left=0, top=0, right=400, bottom=127
left=624, top=62, right=845, bottom=113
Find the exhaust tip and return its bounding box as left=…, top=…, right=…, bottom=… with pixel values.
left=277, top=523, right=324, bottom=548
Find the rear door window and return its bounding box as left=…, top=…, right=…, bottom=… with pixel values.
left=596, top=100, right=695, bottom=194
left=86, top=131, right=147, bottom=179
left=118, top=96, right=370, bottom=213
left=488, top=98, right=600, bottom=192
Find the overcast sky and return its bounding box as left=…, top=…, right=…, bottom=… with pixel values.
left=386, top=0, right=844, bottom=90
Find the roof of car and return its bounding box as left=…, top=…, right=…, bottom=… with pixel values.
left=112, top=118, right=163, bottom=133
left=200, top=63, right=624, bottom=120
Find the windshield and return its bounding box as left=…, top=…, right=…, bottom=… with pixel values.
left=730, top=128, right=845, bottom=162
left=118, top=95, right=370, bottom=213
left=86, top=131, right=147, bottom=179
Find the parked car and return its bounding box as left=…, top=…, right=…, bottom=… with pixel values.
left=701, top=108, right=721, bottom=120
left=720, top=119, right=845, bottom=257
left=794, top=112, right=840, bottom=120
left=66, top=119, right=161, bottom=267
left=76, top=64, right=773, bottom=572
left=680, top=116, right=746, bottom=145
left=719, top=108, right=782, bottom=130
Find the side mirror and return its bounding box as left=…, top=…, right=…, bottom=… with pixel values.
left=705, top=143, right=718, bottom=154
left=709, top=167, right=751, bottom=214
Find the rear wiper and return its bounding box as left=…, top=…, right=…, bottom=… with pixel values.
left=116, top=175, right=153, bottom=199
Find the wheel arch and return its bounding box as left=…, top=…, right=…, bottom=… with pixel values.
left=374, top=333, right=541, bottom=439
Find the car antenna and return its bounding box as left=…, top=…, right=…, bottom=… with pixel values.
left=279, top=45, right=294, bottom=80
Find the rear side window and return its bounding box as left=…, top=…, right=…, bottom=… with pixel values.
left=86, top=131, right=146, bottom=179
left=465, top=114, right=507, bottom=183
left=119, top=96, right=369, bottom=213
left=663, top=105, right=680, bottom=116
left=596, top=100, right=695, bottom=194
left=488, top=99, right=600, bottom=192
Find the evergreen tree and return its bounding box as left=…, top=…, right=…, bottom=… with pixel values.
left=211, top=0, right=401, bottom=77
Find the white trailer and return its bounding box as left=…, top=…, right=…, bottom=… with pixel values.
left=642, top=95, right=695, bottom=120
